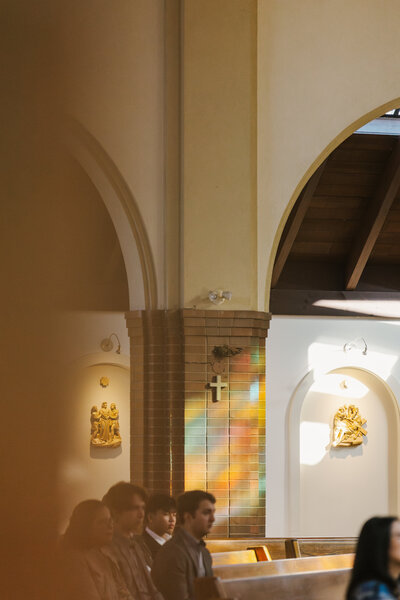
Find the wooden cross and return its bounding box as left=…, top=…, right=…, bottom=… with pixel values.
left=208, top=375, right=228, bottom=403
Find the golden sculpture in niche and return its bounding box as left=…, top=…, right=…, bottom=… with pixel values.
left=90, top=401, right=121, bottom=447
left=332, top=404, right=367, bottom=447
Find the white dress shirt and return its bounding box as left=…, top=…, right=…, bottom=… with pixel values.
left=145, top=526, right=171, bottom=546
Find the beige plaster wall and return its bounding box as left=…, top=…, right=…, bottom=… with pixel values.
left=57, top=157, right=129, bottom=311
left=58, top=1, right=400, bottom=312
left=182, top=0, right=258, bottom=310
left=61, top=0, right=166, bottom=308
left=258, top=0, right=400, bottom=309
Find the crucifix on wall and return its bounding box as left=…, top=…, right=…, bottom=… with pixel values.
left=207, top=375, right=228, bottom=403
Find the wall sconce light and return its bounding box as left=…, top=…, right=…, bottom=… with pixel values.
left=208, top=290, right=232, bottom=305
left=343, top=337, right=368, bottom=356
left=100, top=333, right=121, bottom=354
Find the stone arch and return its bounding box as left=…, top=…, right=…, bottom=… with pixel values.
left=265, top=96, right=400, bottom=310
left=287, top=366, right=400, bottom=535
left=66, top=119, right=158, bottom=310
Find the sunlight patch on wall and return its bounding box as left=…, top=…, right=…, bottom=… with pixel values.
left=310, top=374, right=369, bottom=399
left=300, top=421, right=330, bottom=466
left=308, top=341, right=398, bottom=381
left=313, top=298, right=400, bottom=319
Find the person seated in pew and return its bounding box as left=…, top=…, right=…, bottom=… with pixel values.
left=151, top=490, right=216, bottom=600
left=346, top=516, right=400, bottom=600
left=58, top=499, right=133, bottom=600
left=103, top=482, right=164, bottom=600
left=141, top=494, right=177, bottom=563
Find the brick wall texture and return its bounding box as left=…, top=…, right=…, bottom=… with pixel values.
left=126, top=309, right=270, bottom=537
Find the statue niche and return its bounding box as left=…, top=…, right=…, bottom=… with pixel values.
left=90, top=401, right=121, bottom=448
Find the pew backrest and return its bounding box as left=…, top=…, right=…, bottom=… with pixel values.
left=206, top=538, right=286, bottom=560
left=206, top=537, right=356, bottom=560
left=211, top=550, right=258, bottom=566
left=285, top=537, right=357, bottom=558
left=195, top=568, right=351, bottom=600
left=213, top=552, right=354, bottom=579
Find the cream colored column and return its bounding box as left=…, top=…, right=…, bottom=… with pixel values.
left=182, top=0, right=258, bottom=311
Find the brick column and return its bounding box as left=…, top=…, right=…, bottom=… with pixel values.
left=125, top=310, right=185, bottom=496
left=126, top=309, right=270, bottom=536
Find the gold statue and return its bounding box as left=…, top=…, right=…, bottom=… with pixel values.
left=332, top=404, right=367, bottom=447
left=109, top=402, right=121, bottom=441
left=90, top=405, right=101, bottom=443
left=90, top=401, right=122, bottom=448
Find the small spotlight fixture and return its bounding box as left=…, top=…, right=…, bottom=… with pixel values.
left=343, top=337, right=368, bottom=356
left=208, top=290, right=232, bottom=305
left=100, top=333, right=121, bottom=354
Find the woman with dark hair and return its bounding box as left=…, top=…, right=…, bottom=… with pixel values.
left=59, top=499, right=132, bottom=600
left=347, top=516, right=400, bottom=600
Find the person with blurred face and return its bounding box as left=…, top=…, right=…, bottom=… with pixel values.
left=103, top=482, right=164, bottom=600
left=141, top=494, right=177, bottom=562
left=347, top=516, right=400, bottom=600
left=58, top=499, right=132, bottom=600
left=151, top=490, right=216, bottom=600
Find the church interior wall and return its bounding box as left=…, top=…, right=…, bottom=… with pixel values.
left=59, top=1, right=400, bottom=537
left=266, top=316, right=400, bottom=536
left=182, top=0, right=258, bottom=311
left=58, top=1, right=400, bottom=315
left=8, top=6, right=400, bottom=585
left=61, top=0, right=167, bottom=308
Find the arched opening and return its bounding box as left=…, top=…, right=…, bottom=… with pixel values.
left=268, top=98, right=400, bottom=316
left=287, top=366, right=400, bottom=536
left=66, top=120, right=158, bottom=310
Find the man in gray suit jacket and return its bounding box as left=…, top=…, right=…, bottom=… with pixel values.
left=151, top=490, right=216, bottom=600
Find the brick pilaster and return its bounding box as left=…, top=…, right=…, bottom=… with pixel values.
left=125, top=310, right=185, bottom=496
left=126, top=309, right=270, bottom=536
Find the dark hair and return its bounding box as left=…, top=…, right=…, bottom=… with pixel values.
left=346, top=516, right=398, bottom=599
left=103, top=481, right=147, bottom=515
left=146, top=493, right=177, bottom=516
left=177, top=490, right=216, bottom=524
left=63, top=499, right=107, bottom=550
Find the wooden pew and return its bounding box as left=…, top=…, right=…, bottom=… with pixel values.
left=207, top=539, right=286, bottom=560
left=195, top=567, right=351, bottom=600
left=206, top=537, right=356, bottom=560
left=285, top=537, right=357, bottom=558
left=213, top=553, right=354, bottom=579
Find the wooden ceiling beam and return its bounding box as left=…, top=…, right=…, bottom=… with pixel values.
left=271, top=161, right=327, bottom=288
left=345, top=137, right=400, bottom=290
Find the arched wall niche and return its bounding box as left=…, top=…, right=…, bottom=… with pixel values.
left=66, top=119, right=158, bottom=311
left=287, top=366, right=400, bottom=537
left=265, top=96, right=400, bottom=311
left=59, top=352, right=130, bottom=531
